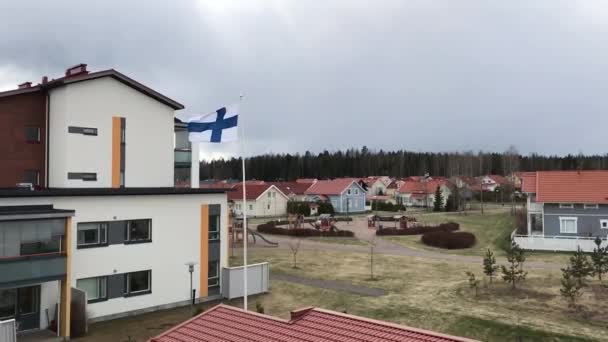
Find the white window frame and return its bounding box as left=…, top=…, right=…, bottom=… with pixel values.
left=124, top=270, right=151, bottom=296
left=77, top=222, right=108, bottom=247
left=600, top=219, right=608, bottom=230
left=249, top=204, right=253, bottom=210
left=347, top=189, right=352, bottom=195
left=559, top=217, right=578, bottom=234
left=208, top=261, right=220, bottom=287
left=125, top=219, right=152, bottom=243
left=584, top=204, right=599, bottom=209
left=76, top=276, right=107, bottom=303
left=559, top=203, right=574, bottom=209
left=209, top=214, right=220, bottom=240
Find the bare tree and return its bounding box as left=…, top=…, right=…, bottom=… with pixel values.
left=368, top=236, right=377, bottom=280
left=288, top=240, right=301, bottom=269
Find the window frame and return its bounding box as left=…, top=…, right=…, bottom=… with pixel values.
left=124, top=219, right=152, bottom=244
left=208, top=261, right=220, bottom=287
left=124, top=270, right=152, bottom=297
left=601, top=219, right=608, bottom=230
left=25, top=126, right=41, bottom=143
left=76, top=222, right=108, bottom=249
left=23, top=170, right=40, bottom=186
left=209, top=214, right=220, bottom=240
left=559, top=217, right=578, bottom=234
left=76, top=276, right=108, bottom=304
left=559, top=203, right=574, bottom=209
left=584, top=204, right=599, bottom=210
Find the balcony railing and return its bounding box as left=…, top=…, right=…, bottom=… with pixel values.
left=512, top=232, right=607, bottom=252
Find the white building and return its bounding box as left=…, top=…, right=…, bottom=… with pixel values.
left=229, top=184, right=289, bottom=217
left=0, top=64, right=230, bottom=339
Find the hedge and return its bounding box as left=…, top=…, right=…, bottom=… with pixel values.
left=257, top=223, right=355, bottom=237
left=369, top=202, right=406, bottom=212
left=375, top=222, right=459, bottom=236
left=421, top=231, right=476, bottom=249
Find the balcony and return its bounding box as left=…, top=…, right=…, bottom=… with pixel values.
left=512, top=232, right=608, bottom=252
left=175, top=149, right=192, bottom=168
left=0, top=253, right=67, bottom=286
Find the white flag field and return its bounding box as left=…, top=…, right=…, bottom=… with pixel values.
left=177, top=103, right=239, bottom=143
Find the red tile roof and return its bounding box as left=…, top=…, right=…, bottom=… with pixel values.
left=227, top=184, right=286, bottom=201
left=485, top=175, right=509, bottom=185
left=305, top=179, right=361, bottom=196
left=521, top=172, right=537, bottom=193
left=398, top=179, right=447, bottom=194
left=269, top=182, right=313, bottom=196
left=296, top=178, right=318, bottom=184
left=523, top=171, right=608, bottom=203
left=150, top=304, right=477, bottom=342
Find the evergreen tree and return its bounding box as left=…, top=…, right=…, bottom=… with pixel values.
left=560, top=267, right=582, bottom=309
left=591, top=237, right=608, bottom=281
left=444, top=195, right=456, bottom=212
left=433, top=186, right=443, bottom=212
left=501, top=241, right=527, bottom=290
left=482, top=248, right=499, bottom=283
left=567, top=246, right=594, bottom=287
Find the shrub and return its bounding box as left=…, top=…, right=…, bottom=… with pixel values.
left=317, top=202, right=335, bottom=215
left=376, top=222, right=459, bottom=236
left=257, top=223, right=354, bottom=237
left=287, top=201, right=311, bottom=216
left=421, top=231, right=476, bottom=249
left=370, top=202, right=406, bottom=212
left=514, top=209, right=527, bottom=235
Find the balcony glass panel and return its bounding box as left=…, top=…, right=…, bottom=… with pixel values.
left=0, top=219, right=65, bottom=258
left=175, top=150, right=192, bottom=164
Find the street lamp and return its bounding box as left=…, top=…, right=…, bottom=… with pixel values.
left=185, top=261, right=198, bottom=316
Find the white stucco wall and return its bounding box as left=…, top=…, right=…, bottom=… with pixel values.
left=0, top=193, right=227, bottom=320
left=48, top=77, right=175, bottom=188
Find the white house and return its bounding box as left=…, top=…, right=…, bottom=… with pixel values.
left=229, top=184, right=289, bottom=217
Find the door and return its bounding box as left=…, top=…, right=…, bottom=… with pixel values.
left=0, top=286, right=40, bottom=331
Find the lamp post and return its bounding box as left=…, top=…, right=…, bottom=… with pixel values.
left=185, top=262, right=198, bottom=316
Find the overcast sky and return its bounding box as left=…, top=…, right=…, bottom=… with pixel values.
left=2, top=1, right=608, bottom=159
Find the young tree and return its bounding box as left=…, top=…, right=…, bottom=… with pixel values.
left=591, top=237, right=608, bottom=281
left=465, top=271, right=480, bottom=297
left=368, top=236, right=377, bottom=280
left=560, top=267, right=583, bottom=309
left=433, top=186, right=443, bottom=212
left=567, top=246, right=594, bottom=287
left=501, top=241, right=527, bottom=290
left=483, top=248, right=499, bottom=283
left=288, top=240, right=301, bottom=269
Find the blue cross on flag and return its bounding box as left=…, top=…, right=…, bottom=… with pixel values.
left=179, top=104, right=239, bottom=143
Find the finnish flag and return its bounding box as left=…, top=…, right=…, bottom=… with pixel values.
left=180, top=104, right=239, bottom=143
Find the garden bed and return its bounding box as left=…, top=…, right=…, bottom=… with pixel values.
left=257, top=223, right=355, bottom=237
left=421, top=231, right=476, bottom=249
left=376, top=222, right=459, bottom=236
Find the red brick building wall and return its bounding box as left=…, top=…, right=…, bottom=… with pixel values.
left=0, top=90, right=47, bottom=187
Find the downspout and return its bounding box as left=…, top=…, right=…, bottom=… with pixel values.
left=45, top=90, right=50, bottom=188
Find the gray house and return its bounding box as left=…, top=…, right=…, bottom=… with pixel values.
left=516, top=171, right=608, bottom=252
left=304, top=179, right=366, bottom=213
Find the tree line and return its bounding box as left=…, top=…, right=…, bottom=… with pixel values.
left=199, top=146, right=608, bottom=181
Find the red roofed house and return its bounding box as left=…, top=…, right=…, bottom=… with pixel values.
left=475, top=175, right=509, bottom=192
left=305, top=178, right=366, bottom=213
left=515, top=171, right=608, bottom=252
left=149, top=304, right=478, bottom=342
left=228, top=184, right=289, bottom=217
left=397, top=178, right=452, bottom=208
left=269, top=181, right=313, bottom=201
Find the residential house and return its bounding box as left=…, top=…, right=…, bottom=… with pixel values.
left=228, top=184, right=289, bottom=217
left=0, top=64, right=230, bottom=338
left=362, top=177, right=389, bottom=196
left=304, top=178, right=366, bottom=213
left=385, top=179, right=403, bottom=198
left=514, top=171, right=608, bottom=252
left=397, top=179, right=452, bottom=208
left=269, top=182, right=312, bottom=202
left=295, top=178, right=317, bottom=184
left=149, top=304, right=477, bottom=342
left=475, top=175, right=509, bottom=192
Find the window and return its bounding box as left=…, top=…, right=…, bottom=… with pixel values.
left=209, top=214, right=220, bottom=240
left=347, top=189, right=352, bottom=195
left=272, top=192, right=276, bottom=198
left=124, top=270, right=151, bottom=296
left=268, top=192, right=271, bottom=198
left=208, top=261, right=219, bottom=287
left=25, top=127, right=40, bottom=143
left=267, top=204, right=271, bottom=210
left=120, top=171, right=125, bottom=187
left=559, top=217, right=578, bottom=234
left=68, top=172, right=97, bottom=181
left=68, top=126, right=98, bottom=136
left=77, top=222, right=108, bottom=248
left=584, top=204, right=599, bottom=209
left=125, top=219, right=151, bottom=243
left=249, top=204, right=253, bottom=210
left=76, top=276, right=107, bottom=303
left=601, top=220, right=608, bottom=229
left=354, top=189, right=359, bottom=195
left=559, top=203, right=574, bottom=209
left=23, top=170, right=39, bottom=186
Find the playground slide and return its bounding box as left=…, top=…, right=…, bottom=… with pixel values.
left=247, top=228, right=279, bottom=247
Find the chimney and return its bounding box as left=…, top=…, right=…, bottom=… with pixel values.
left=65, top=63, right=88, bottom=78
left=41, top=76, right=48, bottom=84
left=18, top=81, right=32, bottom=89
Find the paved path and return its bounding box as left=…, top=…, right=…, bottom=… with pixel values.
left=272, top=273, right=386, bottom=296
left=246, top=218, right=562, bottom=270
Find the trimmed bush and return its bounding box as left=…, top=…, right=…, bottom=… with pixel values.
left=376, top=222, right=459, bottom=236
left=257, top=223, right=354, bottom=237
left=370, top=202, right=406, bottom=212
left=421, top=231, right=476, bottom=249
left=287, top=201, right=311, bottom=216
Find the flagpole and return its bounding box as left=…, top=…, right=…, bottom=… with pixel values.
left=239, top=93, right=248, bottom=311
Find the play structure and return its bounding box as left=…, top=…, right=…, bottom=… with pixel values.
left=229, top=218, right=278, bottom=255
left=314, top=214, right=338, bottom=231
left=368, top=215, right=416, bottom=229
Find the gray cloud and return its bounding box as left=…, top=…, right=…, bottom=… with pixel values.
left=2, top=0, right=608, bottom=157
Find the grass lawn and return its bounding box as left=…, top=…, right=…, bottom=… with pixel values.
left=381, top=211, right=571, bottom=264
left=307, top=236, right=368, bottom=246
left=247, top=248, right=607, bottom=341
